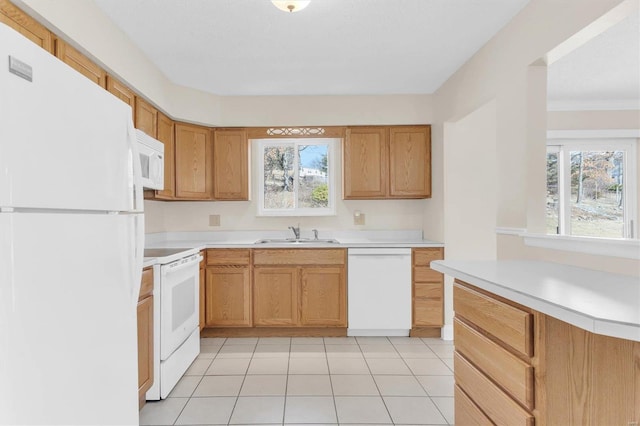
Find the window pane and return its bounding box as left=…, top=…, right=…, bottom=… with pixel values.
left=263, top=145, right=295, bottom=209
left=297, top=144, right=329, bottom=208
left=546, top=151, right=559, bottom=234
left=569, top=150, right=624, bottom=238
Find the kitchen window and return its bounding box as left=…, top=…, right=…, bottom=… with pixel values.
left=546, top=139, right=637, bottom=238
left=256, top=138, right=338, bottom=216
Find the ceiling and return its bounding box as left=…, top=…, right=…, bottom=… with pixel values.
left=94, top=0, right=529, bottom=96
left=547, top=12, right=640, bottom=110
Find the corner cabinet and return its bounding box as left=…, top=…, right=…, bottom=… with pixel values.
left=175, top=123, right=213, bottom=200
left=343, top=125, right=431, bottom=199
left=253, top=249, right=347, bottom=328
left=137, top=267, right=154, bottom=410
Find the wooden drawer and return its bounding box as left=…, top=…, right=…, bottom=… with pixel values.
left=413, top=298, right=443, bottom=326
left=414, top=282, right=442, bottom=299
left=206, top=249, right=250, bottom=266
left=455, top=353, right=534, bottom=426
left=412, top=248, right=443, bottom=266
left=139, top=267, right=153, bottom=300
left=454, top=385, right=493, bottom=426
left=253, top=249, right=346, bottom=266
left=413, top=266, right=443, bottom=282
left=454, top=319, right=534, bottom=409
left=454, top=281, right=533, bottom=357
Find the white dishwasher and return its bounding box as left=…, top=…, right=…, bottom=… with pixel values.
left=347, top=248, right=412, bottom=336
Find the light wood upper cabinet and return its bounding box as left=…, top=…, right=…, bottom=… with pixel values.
left=155, top=112, right=176, bottom=199
left=212, top=129, right=249, bottom=200
left=54, top=39, right=106, bottom=88
left=343, top=127, right=388, bottom=198
left=343, top=125, right=431, bottom=200
left=0, top=0, right=53, bottom=53
left=106, top=76, right=135, bottom=120
left=389, top=126, right=431, bottom=198
left=135, top=97, right=157, bottom=138
left=175, top=123, right=213, bottom=200
left=300, top=267, right=346, bottom=327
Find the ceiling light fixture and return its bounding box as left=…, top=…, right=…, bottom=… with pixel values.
left=271, top=0, right=310, bottom=13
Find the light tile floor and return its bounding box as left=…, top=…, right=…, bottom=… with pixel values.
left=140, top=336, right=454, bottom=425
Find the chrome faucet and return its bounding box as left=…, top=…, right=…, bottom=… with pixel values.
left=312, top=229, right=319, bottom=240
left=288, top=225, right=301, bottom=239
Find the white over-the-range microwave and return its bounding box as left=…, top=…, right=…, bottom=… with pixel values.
left=135, top=129, right=164, bottom=190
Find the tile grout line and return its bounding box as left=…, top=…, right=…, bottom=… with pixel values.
left=225, top=338, right=256, bottom=425
left=358, top=336, right=396, bottom=425
left=323, top=337, right=340, bottom=425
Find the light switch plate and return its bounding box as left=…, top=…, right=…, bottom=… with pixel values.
left=354, top=213, right=365, bottom=226
left=209, top=214, right=220, bottom=226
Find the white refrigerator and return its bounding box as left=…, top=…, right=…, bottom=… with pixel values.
left=0, top=23, right=144, bottom=425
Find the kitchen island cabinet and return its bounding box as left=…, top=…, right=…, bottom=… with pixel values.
left=432, top=260, right=640, bottom=426
left=137, top=267, right=154, bottom=409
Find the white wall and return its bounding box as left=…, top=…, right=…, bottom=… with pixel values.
left=441, top=100, right=498, bottom=335
left=433, top=0, right=639, bottom=274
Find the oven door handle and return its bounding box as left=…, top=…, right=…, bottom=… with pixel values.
left=161, top=255, right=203, bottom=275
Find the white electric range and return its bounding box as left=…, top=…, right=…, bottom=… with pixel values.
left=144, top=247, right=202, bottom=400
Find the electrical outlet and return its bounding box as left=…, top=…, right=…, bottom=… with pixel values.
left=209, top=214, right=220, bottom=226
left=354, top=213, right=365, bottom=226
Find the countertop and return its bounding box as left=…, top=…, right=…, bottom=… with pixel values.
left=143, top=230, right=443, bottom=267
left=431, top=259, right=640, bottom=342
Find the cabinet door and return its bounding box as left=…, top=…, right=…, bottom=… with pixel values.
left=0, top=0, right=53, bottom=53
left=343, top=127, right=388, bottom=199
left=106, top=76, right=135, bottom=120
left=205, top=266, right=251, bottom=327
left=253, top=267, right=298, bottom=326
left=175, top=123, right=213, bottom=200
left=54, top=39, right=106, bottom=87
left=137, top=296, right=154, bottom=403
left=134, top=97, right=157, bottom=138
left=389, top=126, right=431, bottom=198
left=212, top=129, right=248, bottom=200
left=155, top=112, right=176, bottom=199
left=300, top=267, right=346, bottom=327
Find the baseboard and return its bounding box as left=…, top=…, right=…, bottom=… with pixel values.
left=201, top=327, right=347, bottom=338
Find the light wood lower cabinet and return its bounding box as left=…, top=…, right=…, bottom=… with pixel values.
left=137, top=267, right=154, bottom=409
left=253, top=249, right=347, bottom=328
left=411, top=248, right=443, bottom=335
left=454, top=279, right=640, bottom=426
left=205, top=249, right=251, bottom=327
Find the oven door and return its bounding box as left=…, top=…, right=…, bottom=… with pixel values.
left=159, top=254, right=201, bottom=360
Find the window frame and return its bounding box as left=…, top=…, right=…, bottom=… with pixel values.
left=255, top=138, right=338, bottom=217
left=546, top=137, right=637, bottom=238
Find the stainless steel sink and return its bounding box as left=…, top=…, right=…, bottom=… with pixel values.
left=254, top=238, right=340, bottom=244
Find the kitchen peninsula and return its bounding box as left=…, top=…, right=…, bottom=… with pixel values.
left=432, top=260, right=640, bottom=425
